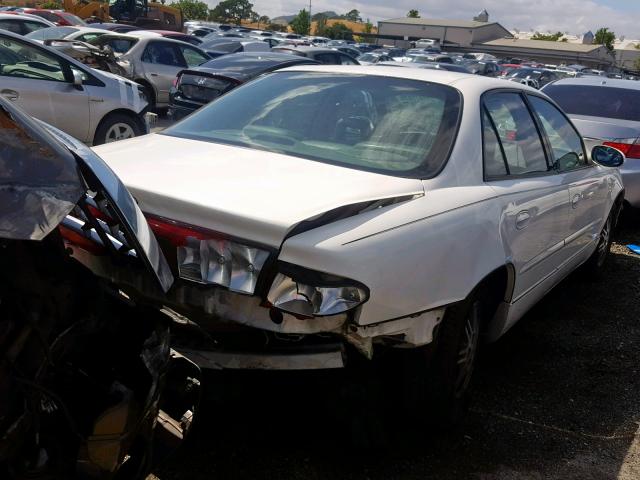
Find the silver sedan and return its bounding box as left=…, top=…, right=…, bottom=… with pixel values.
left=91, top=33, right=210, bottom=109
left=0, top=29, right=150, bottom=145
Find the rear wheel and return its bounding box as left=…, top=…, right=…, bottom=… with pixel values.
left=583, top=206, right=616, bottom=276
left=402, top=295, right=482, bottom=429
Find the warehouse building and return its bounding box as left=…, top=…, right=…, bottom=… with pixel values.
left=376, top=16, right=512, bottom=49
left=377, top=13, right=615, bottom=68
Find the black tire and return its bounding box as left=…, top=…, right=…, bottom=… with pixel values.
left=402, top=295, right=482, bottom=430
left=93, top=113, right=142, bottom=146
left=583, top=206, right=616, bottom=276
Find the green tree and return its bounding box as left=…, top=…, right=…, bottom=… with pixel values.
left=314, top=14, right=328, bottom=36
left=634, top=57, right=640, bottom=71
left=325, top=22, right=353, bottom=40
left=209, top=0, right=256, bottom=25
left=41, top=0, right=61, bottom=7
left=344, top=9, right=361, bottom=22
left=170, top=0, right=209, bottom=20
left=257, top=15, right=269, bottom=27
left=407, top=9, right=420, bottom=18
left=594, top=27, right=616, bottom=51
left=289, top=8, right=310, bottom=35
left=531, top=31, right=564, bottom=41
left=363, top=18, right=373, bottom=34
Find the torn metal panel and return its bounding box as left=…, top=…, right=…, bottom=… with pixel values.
left=347, top=308, right=446, bottom=347
left=0, top=100, right=84, bottom=241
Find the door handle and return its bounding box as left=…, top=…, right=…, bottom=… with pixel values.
left=571, top=193, right=582, bottom=208
left=150, top=73, right=158, bottom=77
left=1, top=89, right=18, bottom=101
left=516, top=210, right=531, bottom=230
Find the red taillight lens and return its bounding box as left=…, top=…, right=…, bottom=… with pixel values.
left=172, top=76, right=179, bottom=88
left=603, top=140, right=640, bottom=159
left=147, top=215, right=211, bottom=246
left=145, top=214, right=269, bottom=294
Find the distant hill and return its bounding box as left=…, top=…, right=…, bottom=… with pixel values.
left=272, top=11, right=341, bottom=24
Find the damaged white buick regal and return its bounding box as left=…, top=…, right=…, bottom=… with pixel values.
left=93, top=65, right=624, bottom=422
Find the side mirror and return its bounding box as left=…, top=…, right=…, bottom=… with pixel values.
left=591, top=145, right=625, bottom=168
left=71, top=69, right=83, bottom=90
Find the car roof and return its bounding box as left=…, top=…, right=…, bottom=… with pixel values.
left=275, top=46, right=343, bottom=53
left=548, top=76, right=640, bottom=90
left=0, top=12, right=53, bottom=23
left=276, top=64, right=538, bottom=92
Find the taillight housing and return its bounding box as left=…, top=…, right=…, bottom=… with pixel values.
left=603, top=138, right=640, bottom=159
left=147, top=215, right=270, bottom=295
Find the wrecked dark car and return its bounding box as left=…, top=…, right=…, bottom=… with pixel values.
left=0, top=98, right=200, bottom=479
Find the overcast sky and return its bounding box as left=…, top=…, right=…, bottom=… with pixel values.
left=244, top=0, right=640, bottom=37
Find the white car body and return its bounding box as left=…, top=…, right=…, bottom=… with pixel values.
left=93, top=65, right=624, bottom=371
left=0, top=29, right=148, bottom=144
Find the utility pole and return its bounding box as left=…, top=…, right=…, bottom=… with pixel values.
left=308, top=0, right=312, bottom=35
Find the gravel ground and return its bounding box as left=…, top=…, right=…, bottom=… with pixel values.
left=149, top=218, right=640, bottom=480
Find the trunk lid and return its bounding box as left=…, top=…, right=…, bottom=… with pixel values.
left=93, top=134, right=425, bottom=247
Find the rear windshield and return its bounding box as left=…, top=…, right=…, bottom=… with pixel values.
left=199, top=54, right=301, bottom=75
left=163, top=72, right=462, bottom=178
left=544, top=84, right=640, bottom=122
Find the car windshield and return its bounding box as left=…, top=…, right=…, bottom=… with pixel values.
left=26, top=26, right=77, bottom=40
left=163, top=72, right=461, bottom=178
left=544, top=84, right=640, bottom=122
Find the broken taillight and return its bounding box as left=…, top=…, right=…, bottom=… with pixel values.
left=147, top=215, right=269, bottom=295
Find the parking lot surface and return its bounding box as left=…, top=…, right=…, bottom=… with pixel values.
left=150, top=224, right=640, bottom=480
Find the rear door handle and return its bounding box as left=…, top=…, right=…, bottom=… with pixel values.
left=516, top=210, right=531, bottom=230
left=150, top=73, right=158, bottom=77
left=572, top=193, right=582, bottom=208
left=1, top=89, right=18, bottom=101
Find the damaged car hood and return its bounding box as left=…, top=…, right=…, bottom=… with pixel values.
left=93, top=133, right=425, bottom=247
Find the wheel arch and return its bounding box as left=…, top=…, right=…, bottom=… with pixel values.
left=134, top=78, right=156, bottom=106
left=470, top=263, right=515, bottom=339
left=93, top=109, right=145, bottom=145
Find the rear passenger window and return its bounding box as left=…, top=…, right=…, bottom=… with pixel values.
left=484, top=92, right=549, bottom=176
left=315, top=53, right=337, bottom=64
left=482, top=109, right=508, bottom=177
left=339, top=54, right=358, bottom=65
left=527, top=95, right=587, bottom=172
left=0, top=20, right=23, bottom=34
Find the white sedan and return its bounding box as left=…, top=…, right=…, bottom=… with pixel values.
left=93, top=65, right=624, bottom=424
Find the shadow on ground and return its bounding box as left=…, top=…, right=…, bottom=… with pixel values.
left=154, top=225, right=640, bottom=480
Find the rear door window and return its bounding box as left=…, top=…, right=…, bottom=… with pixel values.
left=314, top=53, right=338, bottom=64
left=0, top=20, right=23, bottom=34
left=528, top=95, right=587, bottom=172
left=339, top=53, right=358, bottom=65
left=483, top=92, right=549, bottom=176
left=142, top=42, right=184, bottom=67
left=178, top=45, right=208, bottom=67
